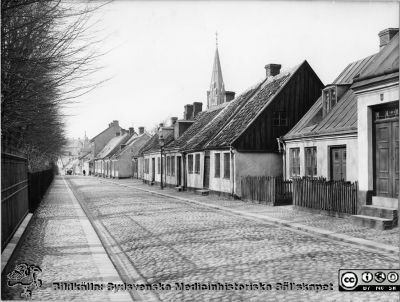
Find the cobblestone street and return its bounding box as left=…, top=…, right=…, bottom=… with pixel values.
left=2, top=176, right=399, bottom=301
left=67, top=176, right=397, bottom=301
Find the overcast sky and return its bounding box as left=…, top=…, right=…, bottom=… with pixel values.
left=63, top=1, right=398, bottom=139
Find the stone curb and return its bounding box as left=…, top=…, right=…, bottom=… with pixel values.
left=102, top=179, right=399, bottom=258
left=1, top=213, right=33, bottom=273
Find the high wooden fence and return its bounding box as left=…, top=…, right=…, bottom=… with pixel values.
left=241, top=176, right=292, bottom=206
left=1, top=153, right=29, bottom=251
left=292, top=177, right=358, bottom=215
left=28, top=169, right=54, bottom=213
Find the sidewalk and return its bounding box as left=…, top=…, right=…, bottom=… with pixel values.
left=1, top=177, right=132, bottom=301
left=106, top=178, right=399, bottom=257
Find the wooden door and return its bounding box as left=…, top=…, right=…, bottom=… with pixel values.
left=151, top=158, right=155, bottom=181
left=204, top=156, right=210, bottom=188
left=177, top=156, right=181, bottom=186
left=375, top=121, right=399, bottom=197
left=331, top=147, right=346, bottom=181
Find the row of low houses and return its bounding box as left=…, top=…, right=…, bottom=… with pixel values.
left=86, top=28, right=398, bottom=229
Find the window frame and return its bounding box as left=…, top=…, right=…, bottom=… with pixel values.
left=304, top=147, right=317, bottom=177
left=272, top=111, right=288, bottom=127
left=289, top=148, right=300, bottom=177
left=214, top=153, right=221, bottom=178
left=171, top=156, right=175, bottom=176
left=145, top=158, right=149, bottom=174
left=223, top=152, right=230, bottom=179
left=194, top=154, right=200, bottom=174
left=322, top=86, right=338, bottom=116
left=188, top=154, right=193, bottom=174
left=157, top=157, right=160, bottom=174
left=166, top=156, right=171, bottom=176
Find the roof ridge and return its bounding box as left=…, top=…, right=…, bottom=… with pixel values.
left=226, top=61, right=304, bottom=146
left=200, top=78, right=267, bottom=150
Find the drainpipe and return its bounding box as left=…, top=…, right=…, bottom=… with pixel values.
left=230, top=146, right=235, bottom=197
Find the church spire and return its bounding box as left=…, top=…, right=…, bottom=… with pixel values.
left=207, top=33, right=225, bottom=109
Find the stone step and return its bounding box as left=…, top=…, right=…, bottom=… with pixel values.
left=195, top=189, right=209, bottom=196
left=350, top=215, right=396, bottom=230
left=361, top=205, right=398, bottom=220
left=372, top=196, right=398, bottom=208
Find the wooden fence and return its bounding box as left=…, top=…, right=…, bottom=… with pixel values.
left=241, top=176, right=292, bottom=206
left=292, top=177, right=358, bottom=215
left=1, top=152, right=29, bottom=251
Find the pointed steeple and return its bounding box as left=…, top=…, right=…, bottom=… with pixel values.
left=207, top=34, right=225, bottom=109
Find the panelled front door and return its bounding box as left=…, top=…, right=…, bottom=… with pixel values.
left=374, top=105, right=399, bottom=198
left=204, top=156, right=210, bottom=188
left=331, top=147, right=346, bottom=181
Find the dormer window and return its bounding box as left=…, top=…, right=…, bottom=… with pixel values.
left=322, top=84, right=349, bottom=117
left=322, top=87, right=337, bottom=116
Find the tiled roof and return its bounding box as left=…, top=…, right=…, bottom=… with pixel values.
left=283, top=54, right=377, bottom=140
left=206, top=69, right=295, bottom=148
left=184, top=85, right=262, bottom=151
left=112, top=133, right=151, bottom=159
left=169, top=63, right=303, bottom=152
left=166, top=106, right=225, bottom=150
left=90, top=126, right=124, bottom=143
left=140, top=131, right=174, bottom=155
left=95, top=133, right=132, bottom=159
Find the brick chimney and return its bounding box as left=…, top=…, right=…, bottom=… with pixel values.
left=379, top=28, right=399, bottom=50
left=265, top=64, right=281, bottom=78
left=192, top=102, right=203, bottom=118
left=225, top=91, right=235, bottom=102
left=184, top=104, right=194, bottom=120
left=170, top=117, right=178, bottom=125
left=138, top=127, right=145, bottom=135
left=129, top=127, right=134, bottom=135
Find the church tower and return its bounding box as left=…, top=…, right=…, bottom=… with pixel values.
left=207, top=34, right=226, bottom=109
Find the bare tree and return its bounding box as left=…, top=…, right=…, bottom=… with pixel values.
left=1, top=0, right=107, bottom=171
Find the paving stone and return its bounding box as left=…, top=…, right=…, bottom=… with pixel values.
left=1, top=178, right=131, bottom=301
left=64, top=176, right=399, bottom=301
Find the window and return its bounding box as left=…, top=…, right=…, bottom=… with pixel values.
left=223, top=153, right=230, bottom=179
left=166, top=156, right=171, bottom=176
left=188, top=155, right=193, bottom=174
left=214, top=153, right=221, bottom=178
left=171, top=156, right=175, bottom=176
left=290, top=148, right=300, bottom=177
left=322, top=87, right=337, bottom=116
left=272, top=112, right=288, bottom=126
left=195, top=154, right=200, bottom=174
left=157, top=158, right=160, bottom=174
left=305, top=147, right=317, bottom=177
left=145, top=158, right=149, bottom=174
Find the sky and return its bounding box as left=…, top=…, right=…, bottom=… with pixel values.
left=63, top=1, right=399, bottom=139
